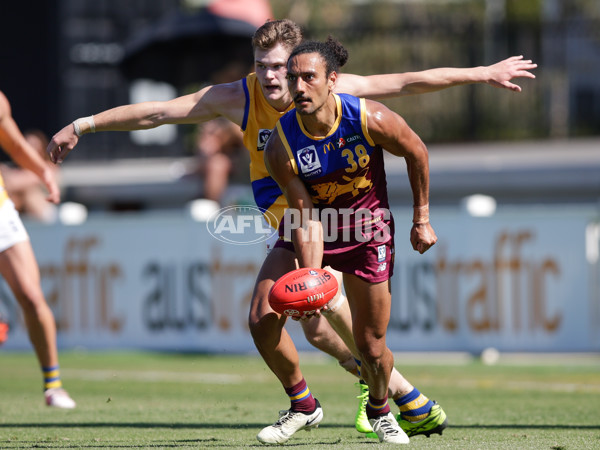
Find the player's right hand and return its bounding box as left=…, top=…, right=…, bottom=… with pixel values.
left=410, top=222, right=437, bottom=254
left=47, top=124, right=79, bottom=164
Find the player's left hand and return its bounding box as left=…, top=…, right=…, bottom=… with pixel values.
left=410, top=222, right=437, bottom=254
left=485, top=55, right=537, bottom=92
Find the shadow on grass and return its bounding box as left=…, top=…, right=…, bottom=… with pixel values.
left=0, top=422, right=352, bottom=429
left=0, top=436, right=358, bottom=449
left=448, top=424, right=600, bottom=430
left=0, top=439, right=361, bottom=449
left=1, top=422, right=599, bottom=430
left=0, top=441, right=215, bottom=449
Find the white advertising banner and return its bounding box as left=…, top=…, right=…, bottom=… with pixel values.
left=388, top=207, right=600, bottom=353
left=1, top=206, right=598, bottom=353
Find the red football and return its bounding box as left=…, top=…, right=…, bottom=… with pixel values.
left=269, top=268, right=339, bottom=317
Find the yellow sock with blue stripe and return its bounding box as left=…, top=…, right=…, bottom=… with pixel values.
left=43, top=365, right=62, bottom=390
left=354, top=358, right=362, bottom=378
left=395, top=388, right=433, bottom=422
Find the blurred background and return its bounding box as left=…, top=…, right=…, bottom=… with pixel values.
left=0, top=0, right=599, bottom=210
left=0, top=0, right=598, bottom=354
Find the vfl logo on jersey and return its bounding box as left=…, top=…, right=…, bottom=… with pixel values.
left=257, top=128, right=272, bottom=151
left=297, top=145, right=322, bottom=177
left=377, top=244, right=387, bottom=262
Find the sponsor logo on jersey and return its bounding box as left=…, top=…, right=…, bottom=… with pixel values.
left=297, top=145, right=322, bottom=177
left=377, top=262, right=387, bottom=272
left=323, top=142, right=336, bottom=154
left=257, top=128, right=272, bottom=151
left=344, top=133, right=362, bottom=144
left=322, top=134, right=361, bottom=154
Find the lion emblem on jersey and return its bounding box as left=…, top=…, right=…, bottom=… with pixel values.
left=309, top=167, right=373, bottom=204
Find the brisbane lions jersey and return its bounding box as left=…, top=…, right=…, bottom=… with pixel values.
left=275, top=93, right=392, bottom=249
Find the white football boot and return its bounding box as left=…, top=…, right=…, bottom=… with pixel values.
left=45, top=388, right=76, bottom=409
left=369, top=412, right=410, bottom=444
left=257, top=399, right=323, bottom=444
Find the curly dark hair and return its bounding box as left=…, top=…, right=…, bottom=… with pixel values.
left=288, top=36, right=349, bottom=75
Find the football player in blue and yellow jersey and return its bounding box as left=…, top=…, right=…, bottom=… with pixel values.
left=48, top=19, right=535, bottom=442
left=0, top=90, right=75, bottom=409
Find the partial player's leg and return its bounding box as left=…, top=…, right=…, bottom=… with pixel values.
left=343, top=274, right=408, bottom=444
left=299, top=314, right=357, bottom=375
left=313, top=283, right=377, bottom=436
left=0, top=239, right=75, bottom=408
left=299, top=267, right=358, bottom=374
left=319, top=268, right=359, bottom=356
left=344, top=275, right=393, bottom=400
left=249, top=247, right=301, bottom=386
left=310, top=265, right=446, bottom=439
left=249, top=247, right=323, bottom=444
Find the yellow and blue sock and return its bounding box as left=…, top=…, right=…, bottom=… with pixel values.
left=354, top=359, right=369, bottom=388
left=395, top=388, right=433, bottom=422
left=354, top=358, right=362, bottom=378
left=285, top=378, right=316, bottom=413
left=43, top=365, right=62, bottom=391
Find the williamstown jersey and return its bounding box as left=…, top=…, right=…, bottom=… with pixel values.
left=241, top=73, right=293, bottom=228
left=275, top=93, right=392, bottom=251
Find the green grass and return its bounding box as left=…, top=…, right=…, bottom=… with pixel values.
left=1, top=351, right=599, bottom=449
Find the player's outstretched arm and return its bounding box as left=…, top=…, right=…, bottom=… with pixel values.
left=264, top=126, right=324, bottom=269
left=336, top=55, right=537, bottom=99
left=47, top=81, right=246, bottom=164
left=365, top=99, right=437, bottom=254
left=0, top=92, right=60, bottom=204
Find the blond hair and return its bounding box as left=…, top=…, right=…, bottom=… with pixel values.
left=252, top=19, right=303, bottom=53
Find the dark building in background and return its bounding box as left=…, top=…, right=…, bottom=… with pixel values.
left=0, top=0, right=60, bottom=144
left=1, top=0, right=599, bottom=164
left=1, top=0, right=188, bottom=162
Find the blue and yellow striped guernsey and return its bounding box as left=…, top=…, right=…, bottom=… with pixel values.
left=240, top=73, right=293, bottom=228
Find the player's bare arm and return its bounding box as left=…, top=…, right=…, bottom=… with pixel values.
left=364, top=99, right=437, bottom=254
left=47, top=80, right=247, bottom=164
left=336, top=55, right=537, bottom=99
left=264, top=129, right=324, bottom=269
left=0, top=91, right=60, bottom=204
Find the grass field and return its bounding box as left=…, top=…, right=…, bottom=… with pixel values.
left=1, top=351, right=599, bottom=449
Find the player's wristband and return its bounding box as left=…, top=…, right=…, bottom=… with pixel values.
left=412, top=204, right=429, bottom=224
left=72, top=116, right=96, bottom=137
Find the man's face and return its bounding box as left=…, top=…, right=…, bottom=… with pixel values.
left=286, top=53, right=334, bottom=116
left=254, top=43, right=291, bottom=105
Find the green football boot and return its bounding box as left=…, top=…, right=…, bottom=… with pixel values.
left=397, top=402, right=448, bottom=438
left=354, top=382, right=378, bottom=439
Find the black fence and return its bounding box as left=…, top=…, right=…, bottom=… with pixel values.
left=1, top=0, right=599, bottom=162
